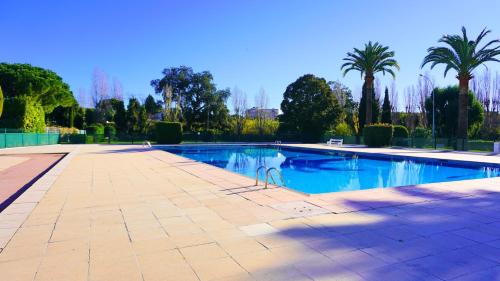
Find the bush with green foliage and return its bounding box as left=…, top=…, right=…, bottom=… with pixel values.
left=155, top=122, right=182, bottom=144
left=85, top=123, right=104, bottom=135
left=241, top=119, right=279, bottom=135
left=331, top=122, right=353, bottom=136
left=393, top=125, right=409, bottom=138
left=363, top=123, right=393, bottom=147
left=412, top=127, right=431, bottom=138
left=0, top=96, right=45, bottom=132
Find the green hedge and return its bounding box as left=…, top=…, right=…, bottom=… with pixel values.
left=0, top=96, right=45, bottom=132
left=155, top=122, right=182, bottom=144
left=86, top=123, right=104, bottom=135
left=393, top=125, right=409, bottom=138
left=363, top=123, right=393, bottom=147
left=413, top=127, right=431, bottom=138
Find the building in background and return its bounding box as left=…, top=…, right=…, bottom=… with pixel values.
left=245, top=107, right=279, bottom=119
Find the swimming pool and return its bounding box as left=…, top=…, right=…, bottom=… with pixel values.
left=163, top=145, right=500, bottom=194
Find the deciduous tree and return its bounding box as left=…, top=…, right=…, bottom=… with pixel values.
left=281, top=74, right=342, bottom=142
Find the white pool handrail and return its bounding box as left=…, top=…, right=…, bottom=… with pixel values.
left=142, top=141, right=152, bottom=148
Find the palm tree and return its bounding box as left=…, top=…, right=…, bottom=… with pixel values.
left=422, top=27, right=500, bottom=142
left=341, top=41, right=399, bottom=125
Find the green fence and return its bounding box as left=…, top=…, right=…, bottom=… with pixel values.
left=0, top=132, right=60, bottom=148
left=57, top=131, right=497, bottom=152
left=59, top=133, right=152, bottom=145
left=391, top=137, right=495, bottom=151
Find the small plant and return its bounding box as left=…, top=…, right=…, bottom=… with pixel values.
left=363, top=123, right=393, bottom=147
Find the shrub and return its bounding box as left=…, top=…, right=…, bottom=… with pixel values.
left=393, top=125, right=409, bottom=138
left=0, top=96, right=45, bottom=132
left=331, top=122, right=354, bottom=136
left=85, top=123, right=104, bottom=135
left=46, top=126, right=79, bottom=134
left=242, top=119, right=279, bottom=135
left=104, top=125, right=116, bottom=137
left=155, top=122, right=182, bottom=144
left=412, top=127, right=431, bottom=138
left=363, top=123, right=393, bottom=147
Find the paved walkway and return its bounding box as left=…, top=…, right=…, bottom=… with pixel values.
left=0, top=144, right=499, bottom=281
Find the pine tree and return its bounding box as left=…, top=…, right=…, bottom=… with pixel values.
left=381, top=87, right=392, bottom=124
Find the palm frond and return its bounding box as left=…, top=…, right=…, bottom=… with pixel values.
left=422, top=26, right=500, bottom=77
left=341, top=41, right=399, bottom=79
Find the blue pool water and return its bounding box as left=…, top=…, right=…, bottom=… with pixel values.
left=163, top=145, right=500, bottom=194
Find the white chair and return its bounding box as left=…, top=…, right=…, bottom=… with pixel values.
left=142, top=141, right=152, bottom=148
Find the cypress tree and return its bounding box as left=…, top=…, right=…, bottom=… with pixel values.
left=359, top=82, right=381, bottom=133
left=381, top=87, right=392, bottom=124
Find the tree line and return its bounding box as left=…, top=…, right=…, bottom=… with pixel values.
left=0, top=27, right=498, bottom=145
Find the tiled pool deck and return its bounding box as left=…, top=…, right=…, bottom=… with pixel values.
left=0, top=144, right=500, bottom=281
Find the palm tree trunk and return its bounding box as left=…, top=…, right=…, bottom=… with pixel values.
left=365, top=75, right=374, bottom=125
left=457, top=76, right=469, bottom=145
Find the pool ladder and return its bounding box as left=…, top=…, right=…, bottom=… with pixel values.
left=255, top=166, right=285, bottom=188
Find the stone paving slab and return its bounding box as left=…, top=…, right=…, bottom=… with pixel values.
left=0, top=144, right=499, bottom=281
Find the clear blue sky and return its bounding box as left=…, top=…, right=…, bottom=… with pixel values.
left=2, top=0, right=500, bottom=110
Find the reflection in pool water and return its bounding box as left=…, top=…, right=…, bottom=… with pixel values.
left=164, top=145, right=500, bottom=194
